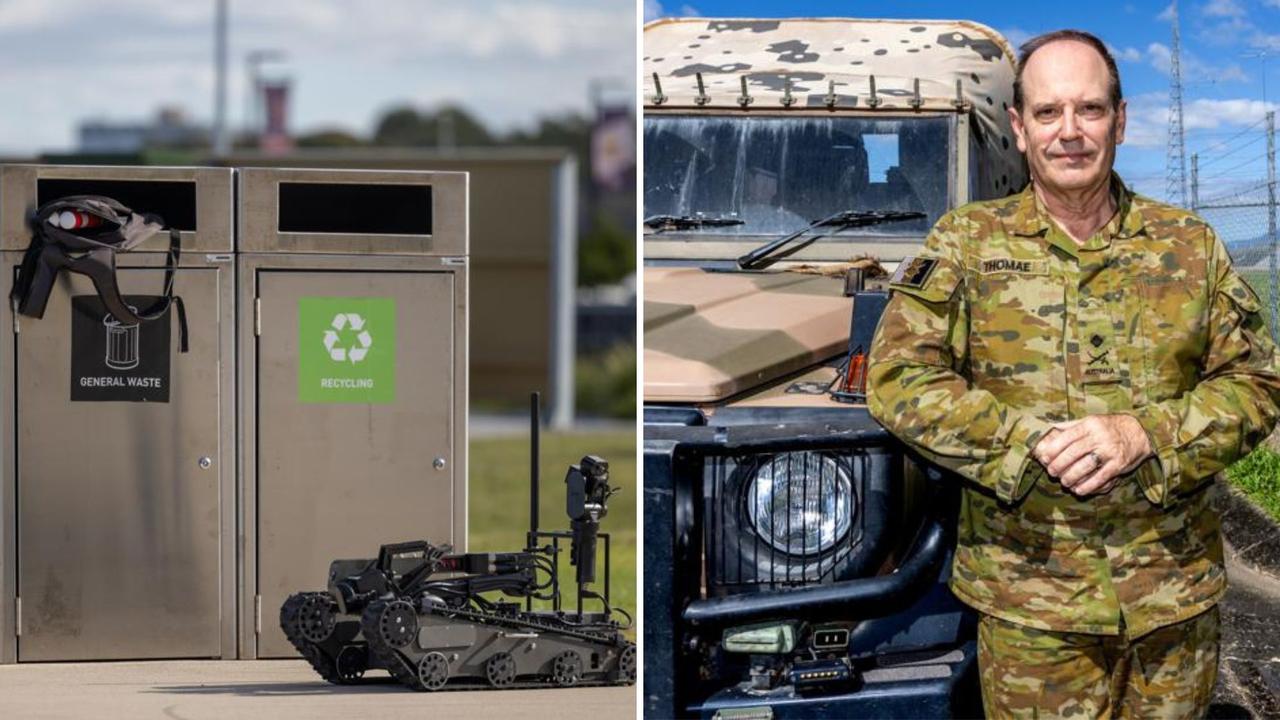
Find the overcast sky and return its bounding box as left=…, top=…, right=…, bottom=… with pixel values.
left=646, top=0, right=1280, bottom=205
left=0, top=0, right=637, bottom=156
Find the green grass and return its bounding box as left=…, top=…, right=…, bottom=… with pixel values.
left=1225, top=446, right=1280, bottom=522
left=1242, top=270, right=1278, bottom=322
left=468, top=430, right=636, bottom=637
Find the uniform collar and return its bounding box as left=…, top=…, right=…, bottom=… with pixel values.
left=1006, top=173, right=1146, bottom=246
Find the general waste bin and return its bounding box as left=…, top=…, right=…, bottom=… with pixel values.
left=0, top=164, right=236, bottom=663
left=236, top=168, right=468, bottom=658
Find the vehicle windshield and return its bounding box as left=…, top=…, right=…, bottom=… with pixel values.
left=644, top=115, right=950, bottom=238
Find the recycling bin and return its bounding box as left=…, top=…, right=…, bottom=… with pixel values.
left=236, top=168, right=468, bottom=658
left=0, top=164, right=236, bottom=663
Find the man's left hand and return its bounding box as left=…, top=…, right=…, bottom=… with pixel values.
left=1032, top=414, right=1153, bottom=497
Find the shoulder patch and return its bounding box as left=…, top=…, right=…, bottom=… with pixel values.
left=890, top=256, right=939, bottom=288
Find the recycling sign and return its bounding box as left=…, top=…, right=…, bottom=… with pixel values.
left=298, top=297, right=396, bottom=404
left=323, top=312, right=373, bottom=363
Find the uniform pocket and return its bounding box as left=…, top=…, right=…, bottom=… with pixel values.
left=968, top=270, right=1066, bottom=389
left=1138, top=276, right=1209, bottom=401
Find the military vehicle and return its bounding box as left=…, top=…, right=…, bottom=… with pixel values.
left=642, top=17, right=1027, bottom=718
left=283, top=398, right=636, bottom=691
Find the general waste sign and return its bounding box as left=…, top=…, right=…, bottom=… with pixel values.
left=298, top=297, right=396, bottom=404
left=70, top=295, right=172, bottom=402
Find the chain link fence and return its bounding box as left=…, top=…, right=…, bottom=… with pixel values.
left=1193, top=179, right=1280, bottom=342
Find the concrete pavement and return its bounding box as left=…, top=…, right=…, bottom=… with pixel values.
left=0, top=660, right=635, bottom=720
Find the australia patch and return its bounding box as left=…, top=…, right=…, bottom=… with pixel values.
left=1082, top=330, right=1118, bottom=383
left=890, top=256, right=938, bottom=289
left=980, top=257, right=1049, bottom=275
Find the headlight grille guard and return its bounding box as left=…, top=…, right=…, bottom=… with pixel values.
left=650, top=417, right=958, bottom=632
left=704, top=448, right=889, bottom=591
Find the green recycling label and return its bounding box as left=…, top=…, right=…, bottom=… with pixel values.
left=298, top=297, right=396, bottom=404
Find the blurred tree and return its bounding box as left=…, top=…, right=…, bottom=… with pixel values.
left=578, top=210, right=633, bottom=287
left=373, top=105, right=494, bottom=147
left=364, top=105, right=635, bottom=289
left=575, top=343, right=636, bottom=419
left=508, top=113, right=591, bottom=151
left=296, top=129, right=366, bottom=147
left=508, top=112, right=592, bottom=191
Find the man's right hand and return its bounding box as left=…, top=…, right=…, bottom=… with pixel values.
left=1032, top=414, right=1153, bottom=497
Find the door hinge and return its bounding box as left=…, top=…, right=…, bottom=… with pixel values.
left=442, top=256, right=467, bottom=266
left=14, top=597, right=21, bottom=636
left=204, top=253, right=233, bottom=263
left=255, top=595, right=262, bottom=634
left=254, top=298, right=261, bottom=336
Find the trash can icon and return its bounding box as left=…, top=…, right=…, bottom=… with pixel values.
left=103, top=307, right=140, bottom=370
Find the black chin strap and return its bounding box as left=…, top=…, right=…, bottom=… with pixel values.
left=11, top=227, right=188, bottom=353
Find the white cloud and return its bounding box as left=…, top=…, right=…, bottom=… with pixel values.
left=1001, top=26, right=1032, bottom=50
left=0, top=0, right=57, bottom=29
left=0, top=0, right=637, bottom=153
left=1148, top=42, right=1172, bottom=68
left=1109, top=44, right=1144, bottom=63
left=1158, top=2, right=1177, bottom=21
left=1248, top=31, right=1280, bottom=51
left=1145, top=42, right=1248, bottom=83
left=1122, top=92, right=1276, bottom=149
left=1197, top=16, right=1255, bottom=45
left=643, top=1, right=700, bottom=22
left=1203, top=0, right=1246, bottom=18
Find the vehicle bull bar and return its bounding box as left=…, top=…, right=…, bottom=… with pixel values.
left=646, top=414, right=958, bottom=631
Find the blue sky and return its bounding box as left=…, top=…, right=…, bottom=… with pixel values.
left=644, top=0, right=1280, bottom=206
left=0, top=0, right=635, bottom=156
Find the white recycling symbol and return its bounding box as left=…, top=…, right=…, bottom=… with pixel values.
left=323, top=313, right=373, bottom=364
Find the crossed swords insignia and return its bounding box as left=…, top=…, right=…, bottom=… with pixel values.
left=1087, top=334, right=1110, bottom=367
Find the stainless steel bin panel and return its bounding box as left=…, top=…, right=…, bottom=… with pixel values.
left=0, top=165, right=234, bottom=253
left=237, top=168, right=466, bottom=256
left=254, top=270, right=456, bottom=657
left=16, top=268, right=223, bottom=661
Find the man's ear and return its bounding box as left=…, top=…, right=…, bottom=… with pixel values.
left=1008, top=106, right=1028, bottom=154
left=1114, top=98, right=1127, bottom=146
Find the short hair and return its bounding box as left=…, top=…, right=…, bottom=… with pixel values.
left=1012, top=29, right=1122, bottom=111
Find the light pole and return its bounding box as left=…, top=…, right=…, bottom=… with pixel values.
left=212, top=0, right=229, bottom=157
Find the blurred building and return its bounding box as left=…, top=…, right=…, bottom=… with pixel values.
left=78, top=107, right=208, bottom=154
left=577, top=273, right=635, bottom=354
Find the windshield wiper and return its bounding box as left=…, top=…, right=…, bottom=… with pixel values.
left=644, top=214, right=745, bottom=234
left=736, top=209, right=926, bottom=270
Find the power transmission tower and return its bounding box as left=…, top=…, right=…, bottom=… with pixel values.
left=1166, top=0, right=1188, bottom=206
left=1269, top=111, right=1278, bottom=340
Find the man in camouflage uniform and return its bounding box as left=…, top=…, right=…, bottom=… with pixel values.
left=867, top=29, right=1280, bottom=719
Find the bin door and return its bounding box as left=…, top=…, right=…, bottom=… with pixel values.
left=255, top=270, right=456, bottom=657
left=16, top=267, right=223, bottom=661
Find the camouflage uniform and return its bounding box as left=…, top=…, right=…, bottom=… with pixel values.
left=866, top=176, right=1280, bottom=714
left=979, top=606, right=1220, bottom=719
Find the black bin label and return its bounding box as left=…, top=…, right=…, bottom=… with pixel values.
left=70, top=295, right=171, bottom=403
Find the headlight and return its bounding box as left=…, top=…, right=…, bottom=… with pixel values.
left=745, top=452, right=852, bottom=555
